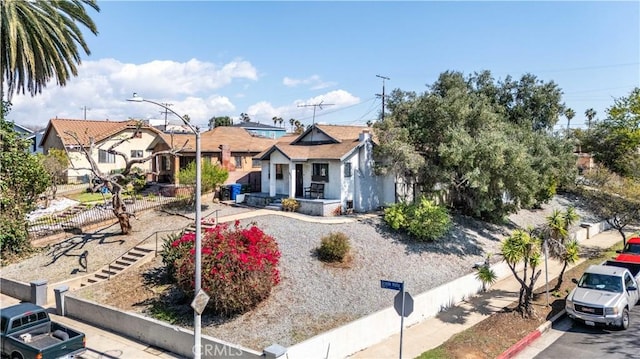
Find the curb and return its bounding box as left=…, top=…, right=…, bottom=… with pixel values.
left=496, top=309, right=566, bottom=359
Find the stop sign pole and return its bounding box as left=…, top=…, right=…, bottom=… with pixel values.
left=381, top=279, right=406, bottom=359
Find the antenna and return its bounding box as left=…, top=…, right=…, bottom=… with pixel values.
left=297, top=100, right=335, bottom=128
left=376, top=75, right=390, bottom=122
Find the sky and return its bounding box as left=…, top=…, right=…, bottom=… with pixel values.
left=7, top=1, right=640, bottom=132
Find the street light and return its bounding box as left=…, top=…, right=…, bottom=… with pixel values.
left=127, top=93, right=203, bottom=358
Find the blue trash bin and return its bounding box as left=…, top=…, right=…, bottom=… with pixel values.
left=230, top=184, right=242, bottom=201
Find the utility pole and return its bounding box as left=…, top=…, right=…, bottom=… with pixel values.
left=80, top=106, right=91, bottom=120
left=159, top=103, right=173, bottom=130
left=376, top=75, right=390, bottom=122
left=298, top=101, right=334, bottom=141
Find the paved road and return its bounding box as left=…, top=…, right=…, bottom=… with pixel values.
left=519, top=306, right=640, bottom=359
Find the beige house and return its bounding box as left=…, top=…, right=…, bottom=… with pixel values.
left=148, top=126, right=284, bottom=190
left=40, top=119, right=163, bottom=184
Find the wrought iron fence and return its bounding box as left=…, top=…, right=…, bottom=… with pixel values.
left=28, top=195, right=187, bottom=239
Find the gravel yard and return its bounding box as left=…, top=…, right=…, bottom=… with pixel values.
left=1, top=193, right=600, bottom=350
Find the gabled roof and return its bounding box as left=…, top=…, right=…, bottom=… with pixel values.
left=41, top=118, right=161, bottom=148
left=151, top=126, right=280, bottom=153
left=12, top=122, right=34, bottom=135
left=256, top=124, right=374, bottom=161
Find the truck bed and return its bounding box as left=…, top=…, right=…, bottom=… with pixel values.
left=19, top=332, right=64, bottom=350
left=604, top=260, right=640, bottom=277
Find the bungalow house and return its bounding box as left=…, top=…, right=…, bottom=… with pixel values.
left=40, top=119, right=163, bottom=183
left=11, top=122, right=43, bottom=154
left=253, top=124, right=396, bottom=215
left=148, top=126, right=283, bottom=190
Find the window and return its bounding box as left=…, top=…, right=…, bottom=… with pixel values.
left=98, top=149, right=116, bottom=163
left=312, top=163, right=329, bottom=182
left=252, top=159, right=261, bottom=168
left=344, top=162, right=352, bottom=177
left=131, top=150, right=143, bottom=158
left=235, top=156, right=243, bottom=168
left=161, top=156, right=170, bottom=171
left=275, top=164, right=283, bottom=179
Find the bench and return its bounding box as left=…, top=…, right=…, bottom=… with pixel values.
left=304, top=183, right=325, bottom=199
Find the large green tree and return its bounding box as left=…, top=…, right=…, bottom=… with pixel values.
left=584, top=88, right=640, bottom=177
left=375, top=70, right=575, bottom=221
left=0, top=115, right=50, bottom=258
left=1, top=0, right=100, bottom=100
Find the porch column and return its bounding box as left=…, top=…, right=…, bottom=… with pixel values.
left=173, top=156, right=180, bottom=185
left=289, top=164, right=296, bottom=198
left=269, top=163, right=276, bottom=197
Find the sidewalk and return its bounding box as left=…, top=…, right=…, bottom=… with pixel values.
left=350, top=228, right=624, bottom=359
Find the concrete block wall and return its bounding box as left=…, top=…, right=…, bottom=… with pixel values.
left=0, top=277, right=31, bottom=302
left=64, top=295, right=262, bottom=359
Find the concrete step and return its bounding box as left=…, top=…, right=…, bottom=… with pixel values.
left=132, top=246, right=153, bottom=253
left=115, top=260, right=132, bottom=267
left=108, top=264, right=125, bottom=271
left=95, top=273, right=108, bottom=280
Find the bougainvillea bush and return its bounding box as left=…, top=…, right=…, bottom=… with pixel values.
left=167, top=220, right=281, bottom=317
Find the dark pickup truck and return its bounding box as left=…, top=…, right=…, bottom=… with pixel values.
left=1, top=303, right=86, bottom=359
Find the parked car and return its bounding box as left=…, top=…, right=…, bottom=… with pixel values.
left=615, top=236, right=640, bottom=263
left=565, top=260, right=640, bottom=329
left=1, top=303, right=86, bottom=359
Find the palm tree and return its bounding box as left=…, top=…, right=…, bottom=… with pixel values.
left=585, top=108, right=597, bottom=130
left=272, top=116, right=278, bottom=126
left=289, top=118, right=295, bottom=132
left=278, top=117, right=283, bottom=128
left=1, top=0, right=100, bottom=101
left=564, top=108, right=575, bottom=137
left=545, top=207, right=580, bottom=290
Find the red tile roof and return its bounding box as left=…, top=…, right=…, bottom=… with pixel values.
left=42, top=119, right=160, bottom=147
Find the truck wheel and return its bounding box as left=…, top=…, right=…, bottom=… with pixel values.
left=11, top=353, right=24, bottom=359
left=620, top=308, right=630, bottom=330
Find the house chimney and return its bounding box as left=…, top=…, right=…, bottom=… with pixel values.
left=220, top=144, right=232, bottom=170
left=359, top=129, right=371, bottom=142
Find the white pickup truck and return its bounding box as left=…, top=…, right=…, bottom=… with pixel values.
left=565, top=260, right=640, bottom=330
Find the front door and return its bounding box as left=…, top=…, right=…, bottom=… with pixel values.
left=295, top=164, right=303, bottom=197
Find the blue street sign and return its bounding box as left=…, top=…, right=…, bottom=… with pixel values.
left=380, top=280, right=403, bottom=291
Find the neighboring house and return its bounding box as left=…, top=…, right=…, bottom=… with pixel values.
left=232, top=121, right=287, bottom=139
left=148, top=126, right=282, bottom=190
left=254, top=124, right=396, bottom=213
left=40, top=119, right=163, bottom=184
left=12, top=122, right=43, bottom=154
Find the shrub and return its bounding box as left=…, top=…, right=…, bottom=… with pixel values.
left=281, top=198, right=300, bottom=212
left=161, top=232, right=189, bottom=281
left=317, top=232, right=351, bottom=262
left=171, top=221, right=280, bottom=317
left=384, top=198, right=452, bottom=241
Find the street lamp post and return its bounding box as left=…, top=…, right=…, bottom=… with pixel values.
left=127, top=93, right=203, bottom=358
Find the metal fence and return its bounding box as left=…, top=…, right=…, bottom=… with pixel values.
left=28, top=195, right=186, bottom=239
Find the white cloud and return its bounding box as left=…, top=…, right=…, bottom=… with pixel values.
left=246, top=89, right=360, bottom=125
left=8, top=58, right=256, bottom=128
left=283, top=74, right=336, bottom=90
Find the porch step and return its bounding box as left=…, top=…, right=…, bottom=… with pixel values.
left=265, top=203, right=283, bottom=211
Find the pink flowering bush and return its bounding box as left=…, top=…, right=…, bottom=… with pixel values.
left=168, top=220, right=281, bottom=316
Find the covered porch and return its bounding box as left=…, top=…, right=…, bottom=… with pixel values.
left=245, top=192, right=342, bottom=217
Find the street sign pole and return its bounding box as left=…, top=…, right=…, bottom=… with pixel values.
left=399, top=281, right=405, bottom=359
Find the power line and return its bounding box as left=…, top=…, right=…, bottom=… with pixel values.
left=159, top=103, right=173, bottom=129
